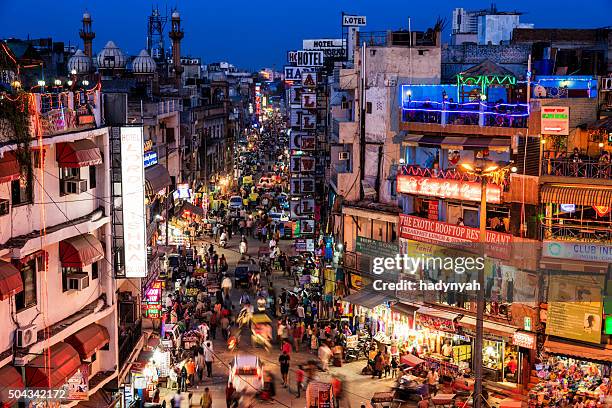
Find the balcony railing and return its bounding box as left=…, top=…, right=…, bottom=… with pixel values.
left=158, top=99, right=182, bottom=115
left=541, top=218, right=612, bottom=242
left=541, top=157, right=612, bottom=179
left=401, top=101, right=528, bottom=129
left=118, top=321, right=142, bottom=367
left=34, top=90, right=100, bottom=137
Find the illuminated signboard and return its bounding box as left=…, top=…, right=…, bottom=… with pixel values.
left=143, top=150, right=158, bottom=168
left=541, top=106, right=569, bottom=135
left=512, top=331, right=536, bottom=350
left=397, top=175, right=502, bottom=203
left=255, top=84, right=262, bottom=115
left=399, top=214, right=512, bottom=244
left=120, top=127, right=148, bottom=278
left=143, top=280, right=163, bottom=318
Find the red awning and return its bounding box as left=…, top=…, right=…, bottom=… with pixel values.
left=25, top=343, right=81, bottom=388
left=0, top=260, right=23, bottom=301
left=0, top=151, right=21, bottom=184
left=65, top=323, right=110, bottom=360
left=0, top=365, right=24, bottom=405
left=56, top=139, right=102, bottom=168
left=59, top=234, right=104, bottom=268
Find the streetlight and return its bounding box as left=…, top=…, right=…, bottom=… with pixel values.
left=459, top=157, right=516, bottom=408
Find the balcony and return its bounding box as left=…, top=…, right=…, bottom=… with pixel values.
left=541, top=157, right=612, bottom=181
left=118, top=320, right=142, bottom=368
left=32, top=90, right=101, bottom=137
left=542, top=218, right=612, bottom=243
left=157, top=99, right=183, bottom=116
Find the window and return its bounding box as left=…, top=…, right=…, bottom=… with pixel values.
left=62, top=267, right=81, bottom=292
left=390, top=179, right=397, bottom=199
left=91, top=261, right=99, bottom=280
left=11, top=172, right=32, bottom=206
left=15, top=260, right=37, bottom=312
left=366, top=102, right=372, bottom=114
left=59, top=167, right=80, bottom=196
left=89, top=166, right=97, bottom=189
left=418, top=49, right=427, bottom=56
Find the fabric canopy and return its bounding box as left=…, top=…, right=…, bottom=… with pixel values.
left=179, top=201, right=204, bottom=217
left=65, top=323, right=110, bottom=359
left=391, top=301, right=419, bottom=316
left=145, top=164, right=171, bottom=196
left=59, top=234, right=104, bottom=268
left=343, top=289, right=395, bottom=310
left=0, top=260, right=23, bottom=301
left=540, top=185, right=612, bottom=207
left=56, top=139, right=102, bottom=168
left=0, top=151, right=21, bottom=184
left=458, top=316, right=517, bottom=339
left=25, top=342, right=82, bottom=388
left=544, top=337, right=612, bottom=363
left=403, top=134, right=510, bottom=150
left=0, top=365, right=24, bottom=405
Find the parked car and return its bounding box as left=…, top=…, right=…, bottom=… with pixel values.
left=228, top=354, right=264, bottom=394
left=229, top=195, right=243, bottom=210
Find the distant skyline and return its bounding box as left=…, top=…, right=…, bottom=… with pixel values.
left=1, top=0, right=611, bottom=71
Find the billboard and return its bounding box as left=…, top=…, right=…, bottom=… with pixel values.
left=121, top=127, right=147, bottom=278
left=284, top=66, right=315, bottom=81
left=301, top=93, right=317, bottom=109
left=541, top=106, right=569, bottom=135
left=342, top=15, right=367, bottom=26
left=397, top=175, right=502, bottom=204
left=295, top=50, right=324, bottom=67
left=303, top=39, right=347, bottom=59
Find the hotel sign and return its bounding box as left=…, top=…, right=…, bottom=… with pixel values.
left=399, top=214, right=512, bottom=244
left=342, top=15, right=367, bottom=26
left=397, top=175, right=502, bottom=204
left=541, top=106, right=569, bottom=135
left=543, top=240, right=612, bottom=263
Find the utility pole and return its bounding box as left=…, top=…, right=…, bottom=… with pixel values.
left=474, top=176, right=487, bottom=408
left=359, top=42, right=366, bottom=200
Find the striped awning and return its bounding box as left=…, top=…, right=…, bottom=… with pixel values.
left=540, top=185, right=612, bottom=207
left=402, top=134, right=510, bottom=150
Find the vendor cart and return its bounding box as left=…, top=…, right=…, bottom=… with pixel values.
left=431, top=393, right=456, bottom=408
left=371, top=392, right=405, bottom=408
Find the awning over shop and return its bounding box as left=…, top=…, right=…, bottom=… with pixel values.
left=415, top=306, right=461, bottom=332
left=402, top=134, right=510, bottom=150
left=458, top=316, right=517, bottom=339
left=56, top=139, right=102, bottom=168
left=544, top=337, right=612, bottom=363
left=25, top=342, right=82, bottom=388
left=540, top=185, right=612, bottom=207
left=65, top=323, right=110, bottom=360
left=400, top=353, right=425, bottom=367
left=59, top=233, right=104, bottom=268
left=343, top=289, right=395, bottom=310
left=0, top=151, right=21, bottom=184
left=179, top=201, right=204, bottom=218
left=0, top=365, right=24, bottom=405
left=145, top=164, right=171, bottom=196
left=0, top=260, right=24, bottom=300
left=391, top=301, right=419, bottom=316
left=416, top=306, right=461, bottom=322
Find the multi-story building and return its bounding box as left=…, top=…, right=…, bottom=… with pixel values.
left=451, top=5, right=533, bottom=46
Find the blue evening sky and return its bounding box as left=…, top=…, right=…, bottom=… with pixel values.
left=1, top=0, right=610, bottom=71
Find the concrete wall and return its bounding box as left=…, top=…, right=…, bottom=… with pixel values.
left=442, top=43, right=531, bottom=81
left=362, top=46, right=442, bottom=84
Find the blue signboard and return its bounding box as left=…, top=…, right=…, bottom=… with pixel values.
left=144, top=151, right=158, bottom=168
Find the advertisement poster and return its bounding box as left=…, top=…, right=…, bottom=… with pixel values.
left=65, top=364, right=89, bottom=400
left=545, top=274, right=604, bottom=344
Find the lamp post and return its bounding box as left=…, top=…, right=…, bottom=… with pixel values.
left=460, top=158, right=516, bottom=408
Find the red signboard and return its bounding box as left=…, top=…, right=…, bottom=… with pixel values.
left=397, top=175, right=502, bottom=204
left=399, top=214, right=512, bottom=244
left=427, top=200, right=439, bottom=220
left=512, top=331, right=536, bottom=350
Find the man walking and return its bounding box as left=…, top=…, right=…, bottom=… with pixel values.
left=279, top=350, right=290, bottom=387
left=295, top=365, right=305, bottom=398
left=203, top=341, right=214, bottom=378
left=225, top=382, right=236, bottom=408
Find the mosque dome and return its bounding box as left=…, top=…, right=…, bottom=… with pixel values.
left=96, top=41, right=127, bottom=69
left=132, top=49, right=157, bottom=74
left=67, top=49, right=92, bottom=74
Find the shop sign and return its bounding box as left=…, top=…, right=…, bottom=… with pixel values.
left=302, top=39, right=346, bottom=59
left=302, top=72, right=318, bottom=88
left=542, top=240, right=612, bottom=263
left=301, top=92, right=317, bottom=109
left=546, top=274, right=604, bottom=344
left=415, top=312, right=455, bottom=332
left=512, top=331, right=536, bottom=350
left=342, top=15, right=367, bottom=26
left=120, top=127, right=148, bottom=278
left=355, top=236, right=398, bottom=258
left=64, top=364, right=89, bottom=400
left=605, top=316, right=612, bottom=335
left=294, top=50, right=324, bottom=67
left=350, top=273, right=364, bottom=289
left=428, top=200, right=439, bottom=220
left=541, top=106, right=569, bottom=135
left=346, top=335, right=358, bottom=348
left=295, top=238, right=314, bottom=252
left=397, top=175, right=502, bottom=203
left=143, top=150, right=158, bottom=168
left=399, top=214, right=512, bottom=244
left=143, top=280, right=163, bottom=319
left=284, top=66, right=315, bottom=82
left=318, top=389, right=331, bottom=408
left=524, top=316, right=532, bottom=331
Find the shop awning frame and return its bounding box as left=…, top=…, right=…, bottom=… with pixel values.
left=25, top=342, right=82, bottom=388
left=416, top=306, right=462, bottom=322
left=0, top=150, right=21, bottom=184
left=56, top=139, right=102, bottom=168
left=402, top=134, right=510, bottom=151
left=540, top=184, right=612, bottom=207
left=59, top=233, right=104, bottom=268
left=179, top=201, right=204, bottom=218
left=0, top=365, right=24, bottom=405
left=391, top=301, right=419, bottom=316
left=65, top=323, right=110, bottom=360
left=0, top=260, right=24, bottom=300
left=458, top=315, right=517, bottom=339
left=343, top=288, right=396, bottom=310
left=145, top=164, right=172, bottom=196
left=544, top=337, right=612, bottom=363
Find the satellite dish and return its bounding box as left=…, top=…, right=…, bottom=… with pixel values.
left=534, top=85, right=547, bottom=98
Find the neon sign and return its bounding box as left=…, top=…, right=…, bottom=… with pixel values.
left=397, top=175, right=502, bottom=203
left=143, top=280, right=163, bottom=318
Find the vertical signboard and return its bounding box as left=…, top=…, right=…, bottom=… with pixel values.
left=121, top=127, right=147, bottom=278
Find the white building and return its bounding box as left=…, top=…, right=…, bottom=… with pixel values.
left=451, top=6, right=533, bottom=45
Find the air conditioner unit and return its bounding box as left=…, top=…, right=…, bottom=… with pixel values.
left=68, top=272, right=90, bottom=291
left=0, top=198, right=9, bottom=216
left=384, top=78, right=397, bottom=87
left=338, top=151, right=350, bottom=160
left=62, top=179, right=88, bottom=195
left=602, top=77, right=612, bottom=91
left=15, top=324, right=37, bottom=348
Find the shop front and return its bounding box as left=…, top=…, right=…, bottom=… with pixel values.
left=340, top=283, right=396, bottom=339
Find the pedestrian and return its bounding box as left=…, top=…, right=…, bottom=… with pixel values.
left=239, top=238, right=248, bottom=256
left=391, top=355, right=399, bottom=378
left=295, top=365, right=304, bottom=398
left=172, top=391, right=182, bottom=408
left=427, top=369, right=439, bottom=396
left=281, top=338, right=292, bottom=356
left=383, top=351, right=391, bottom=378
left=269, top=237, right=277, bottom=250
left=179, top=363, right=188, bottom=391
left=331, top=375, right=343, bottom=408
left=203, top=341, right=214, bottom=378
left=246, top=217, right=253, bottom=237
left=279, top=350, right=290, bottom=387
left=225, top=382, right=236, bottom=408
left=209, top=312, right=218, bottom=340
left=261, top=225, right=267, bottom=243
left=418, top=396, right=431, bottom=408
left=311, top=330, right=318, bottom=354
left=196, top=351, right=205, bottom=383
left=318, top=343, right=331, bottom=371
left=199, top=387, right=212, bottom=408
left=373, top=351, right=383, bottom=379
left=185, top=357, right=196, bottom=386
left=220, top=315, right=230, bottom=340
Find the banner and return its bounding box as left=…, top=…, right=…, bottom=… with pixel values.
left=399, top=214, right=512, bottom=244
left=397, top=175, right=502, bottom=203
